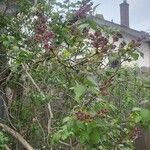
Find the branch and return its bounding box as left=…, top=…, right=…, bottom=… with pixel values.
left=4, top=144, right=11, bottom=150
left=0, top=123, right=34, bottom=150
left=22, top=64, right=54, bottom=134
left=47, top=102, right=53, bottom=134
left=22, top=64, right=44, bottom=96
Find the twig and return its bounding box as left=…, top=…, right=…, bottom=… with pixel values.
left=4, top=144, right=11, bottom=150
left=0, top=94, right=16, bottom=130
left=47, top=102, right=53, bottom=134
left=35, top=116, right=46, bottom=141
left=0, top=123, right=34, bottom=150
left=59, top=141, right=71, bottom=147
left=22, top=64, right=44, bottom=96
left=22, top=64, right=54, bottom=136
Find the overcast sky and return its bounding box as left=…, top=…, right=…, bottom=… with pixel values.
left=91, top=0, right=150, bottom=32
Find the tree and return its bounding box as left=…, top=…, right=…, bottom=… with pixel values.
left=0, top=0, right=149, bottom=149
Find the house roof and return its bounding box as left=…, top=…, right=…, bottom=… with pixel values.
left=89, top=15, right=150, bottom=43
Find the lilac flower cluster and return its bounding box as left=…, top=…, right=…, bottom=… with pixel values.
left=34, top=12, right=54, bottom=50
left=128, top=39, right=141, bottom=48
left=75, top=110, right=93, bottom=122
left=112, top=33, right=122, bottom=42
left=75, top=0, right=93, bottom=19
left=89, top=31, right=109, bottom=51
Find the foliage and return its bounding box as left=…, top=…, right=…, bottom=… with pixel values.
left=0, top=0, right=150, bottom=149
left=52, top=67, right=150, bottom=149
left=0, top=132, right=9, bottom=149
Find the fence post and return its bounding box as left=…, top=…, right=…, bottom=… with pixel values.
left=135, top=128, right=150, bottom=150
left=135, top=67, right=150, bottom=150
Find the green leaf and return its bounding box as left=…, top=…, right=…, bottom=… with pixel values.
left=61, top=131, right=73, bottom=140
left=89, top=129, right=100, bottom=144
left=3, top=41, right=10, bottom=47
left=63, top=116, right=71, bottom=123
left=79, top=131, right=89, bottom=144
left=63, top=50, right=71, bottom=58
left=12, top=46, right=19, bottom=51
left=87, top=19, right=97, bottom=30
left=73, top=84, right=86, bottom=102
left=87, top=76, right=98, bottom=87
left=88, top=87, right=99, bottom=95
left=75, top=120, right=85, bottom=130
left=0, top=132, right=9, bottom=146
left=52, top=131, right=62, bottom=143
left=135, top=115, right=142, bottom=123
left=141, top=109, right=150, bottom=122
left=86, top=122, right=97, bottom=134
left=131, top=52, right=139, bottom=60
left=132, top=107, right=141, bottom=112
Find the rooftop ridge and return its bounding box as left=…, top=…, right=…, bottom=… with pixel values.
left=88, top=15, right=150, bottom=42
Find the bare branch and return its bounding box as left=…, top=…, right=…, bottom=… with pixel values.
left=22, top=64, right=44, bottom=97
left=0, top=123, right=34, bottom=150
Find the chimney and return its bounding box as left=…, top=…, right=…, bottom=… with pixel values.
left=120, top=0, right=129, bottom=28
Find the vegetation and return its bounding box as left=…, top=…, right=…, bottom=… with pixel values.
left=0, top=0, right=150, bottom=149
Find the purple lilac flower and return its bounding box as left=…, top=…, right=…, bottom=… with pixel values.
left=75, top=0, right=93, bottom=19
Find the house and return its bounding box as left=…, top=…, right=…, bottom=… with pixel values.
left=89, top=0, right=150, bottom=69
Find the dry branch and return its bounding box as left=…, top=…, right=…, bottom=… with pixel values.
left=4, top=144, right=11, bottom=150
left=22, top=64, right=53, bottom=134
left=0, top=123, right=34, bottom=150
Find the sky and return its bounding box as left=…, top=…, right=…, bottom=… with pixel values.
left=91, top=0, right=150, bottom=32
